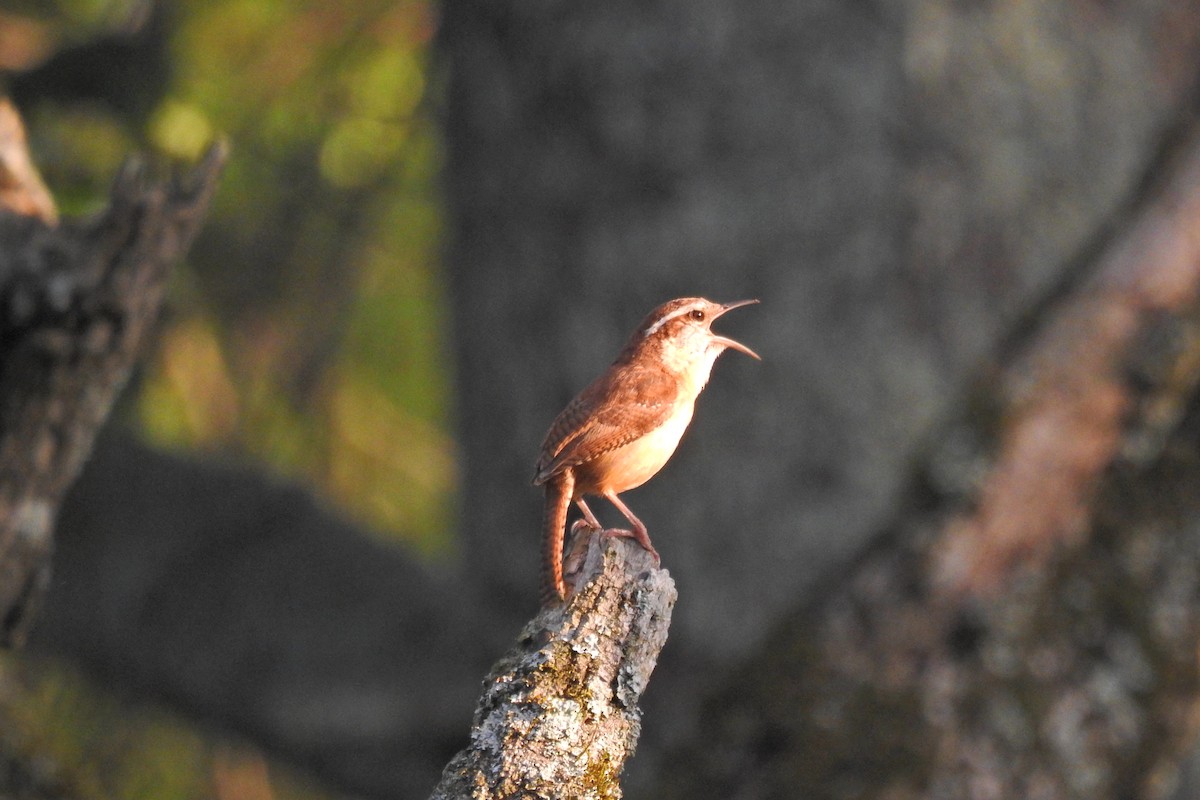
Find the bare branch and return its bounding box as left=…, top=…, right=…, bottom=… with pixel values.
left=0, top=101, right=224, bottom=644
left=431, top=534, right=675, bottom=800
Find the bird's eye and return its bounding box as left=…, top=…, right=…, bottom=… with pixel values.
left=689, top=309, right=705, bottom=321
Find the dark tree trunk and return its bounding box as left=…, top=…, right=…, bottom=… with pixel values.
left=0, top=99, right=221, bottom=645
left=657, top=119, right=1200, bottom=799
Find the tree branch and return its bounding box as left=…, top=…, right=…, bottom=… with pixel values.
left=932, top=121, right=1200, bottom=598
left=0, top=98, right=224, bottom=644
left=431, top=534, right=675, bottom=800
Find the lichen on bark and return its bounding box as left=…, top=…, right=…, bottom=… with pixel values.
left=430, top=534, right=675, bottom=800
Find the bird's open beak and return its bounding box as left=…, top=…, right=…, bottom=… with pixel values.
left=712, top=299, right=761, bottom=360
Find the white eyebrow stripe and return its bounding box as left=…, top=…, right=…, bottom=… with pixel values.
left=643, top=305, right=694, bottom=337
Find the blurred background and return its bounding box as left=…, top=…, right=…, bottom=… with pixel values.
left=2, top=1, right=449, bottom=797
left=3, top=0, right=1200, bottom=798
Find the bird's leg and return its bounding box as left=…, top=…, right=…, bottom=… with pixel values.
left=561, top=501, right=600, bottom=563
left=601, top=489, right=661, bottom=564
left=574, top=498, right=604, bottom=531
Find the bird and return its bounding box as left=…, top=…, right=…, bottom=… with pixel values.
left=533, top=297, right=759, bottom=604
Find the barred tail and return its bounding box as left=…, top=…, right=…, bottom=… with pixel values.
left=541, top=470, right=574, bottom=605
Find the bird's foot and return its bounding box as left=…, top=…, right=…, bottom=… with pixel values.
left=599, top=528, right=661, bottom=565
left=570, top=518, right=596, bottom=535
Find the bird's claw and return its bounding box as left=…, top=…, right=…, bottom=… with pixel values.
left=600, top=528, right=661, bottom=565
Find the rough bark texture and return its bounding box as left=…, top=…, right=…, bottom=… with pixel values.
left=0, top=99, right=222, bottom=645
left=431, top=534, right=675, bottom=800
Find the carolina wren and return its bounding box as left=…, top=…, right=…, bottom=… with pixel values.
left=533, top=297, right=760, bottom=604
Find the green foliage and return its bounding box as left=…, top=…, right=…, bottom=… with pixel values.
left=9, top=0, right=452, bottom=552
left=0, top=656, right=335, bottom=800
left=2, top=0, right=450, bottom=795
left=6, top=0, right=454, bottom=550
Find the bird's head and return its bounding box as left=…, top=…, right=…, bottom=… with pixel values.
left=625, top=297, right=760, bottom=382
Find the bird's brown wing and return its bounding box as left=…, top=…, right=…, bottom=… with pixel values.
left=533, top=366, right=678, bottom=484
